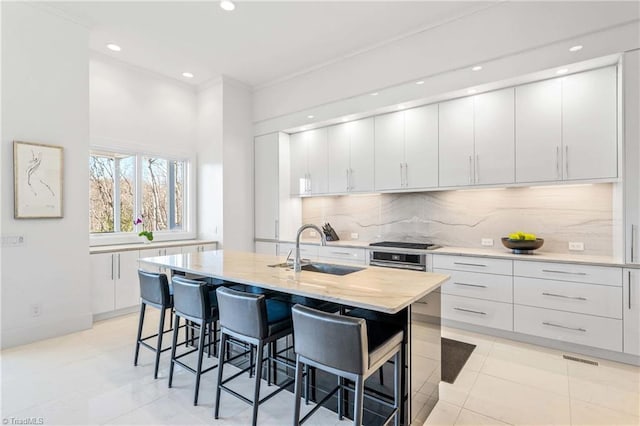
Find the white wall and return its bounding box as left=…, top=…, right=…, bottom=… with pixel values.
left=1, top=2, right=91, bottom=348
left=253, top=1, right=640, bottom=129
left=196, top=78, right=254, bottom=250
left=90, top=54, right=197, bottom=155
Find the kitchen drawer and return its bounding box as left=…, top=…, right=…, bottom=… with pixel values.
left=278, top=243, right=319, bottom=261
left=318, top=246, right=366, bottom=265
left=514, top=261, right=622, bottom=286
left=433, top=254, right=512, bottom=275
left=442, top=294, right=513, bottom=331
left=435, top=268, right=513, bottom=303
left=514, top=305, right=622, bottom=352
left=413, top=290, right=441, bottom=317
left=514, top=277, right=622, bottom=319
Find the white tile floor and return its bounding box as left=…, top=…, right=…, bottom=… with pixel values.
left=1, top=310, right=638, bottom=425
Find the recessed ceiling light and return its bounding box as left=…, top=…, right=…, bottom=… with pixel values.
left=106, top=43, right=121, bottom=52
left=471, top=65, right=483, bottom=71
left=416, top=81, right=425, bottom=85
left=307, top=115, right=314, bottom=119
left=370, top=92, right=379, bottom=96
left=182, top=72, right=194, bottom=78
left=220, top=0, right=235, bottom=11
left=467, top=89, right=477, bottom=94
left=556, top=68, right=569, bottom=75
left=569, top=45, right=583, bottom=52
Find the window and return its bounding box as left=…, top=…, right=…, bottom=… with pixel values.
left=89, top=150, right=188, bottom=235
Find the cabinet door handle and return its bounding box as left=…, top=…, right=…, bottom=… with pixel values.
left=565, top=145, right=569, bottom=178
left=454, top=282, right=487, bottom=288
left=468, top=156, right=473, bottom=184
left=454, top=307, right=486, bottom=315
left=631, top=224, right=636, bottom=263
left=349, top=168, right=354, bottom=191
left=629, top=271, right=633, bottom=310
left=541, top=269, right=587, bottom=276
left=117, top=253, right=121, bottom=280
left=454, top=261, right=487, bottom=267
left=275, top=219, right=279, bottom=239
left=542, top=321, right=586, bottom=332
left=399, top=163, right=404, bottom=187
left=404, top=163, right=408, bottom=187
left=111, top=254, right=114, bottom=280
left=542, top=292, right=587, bottom=301
left=331, top=251, right=352, bottom=256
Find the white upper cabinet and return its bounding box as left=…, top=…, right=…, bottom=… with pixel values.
left=289, top=128, right=328, bottom=195
left=474, top=88, right=515, bottom=185
left=562, top=66, right=617, bottom=180
left=374, top=111, right=405, bottom=191
left=439, top=97, right=474, bottom=187
left=375, top=107, right=438, bottom=191
left=515, top=78, right=562, bottom=183
left=255, top=133, right=279, bottom=239
left=327, top=118, right=374, bottom=193
left=404, top=105, right=439, bottom=189
left=347, top=118, right=375, bottom=192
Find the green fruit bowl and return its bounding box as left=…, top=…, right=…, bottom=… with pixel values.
left=501, top=237, right=544, bottom=254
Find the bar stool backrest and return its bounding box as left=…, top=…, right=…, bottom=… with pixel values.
left=138, top=270, right=171, bottom=308
left=216, top=287, right=268, bottom=340
left=172, top=276, right=212, bottom=323
left=292, top=304, right=368, bottom=375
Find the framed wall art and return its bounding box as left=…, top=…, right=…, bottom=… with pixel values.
left=13, top=141, right=63, bottom=218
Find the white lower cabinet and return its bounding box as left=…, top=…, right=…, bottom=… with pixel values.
left=442, top=294, right=513, bottom=331
left=624, top=269, right=640, bottom=355
left=182, top=243, right=218, bottom=253
left=91, top=251, right=140, bottom=315
left=277, top=242, right=319, bottom=262
left=255, top=241, right=278, bottom=255
left=514, top=305, right=622, bottom=352
left=436, top=269, right=513, bottom=303
left=318, top=246, right=366, bottom=265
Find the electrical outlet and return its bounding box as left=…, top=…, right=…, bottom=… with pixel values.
left=30, top=303, right=42, bottom=318
left=309, top=230, right=317, bottom=237
left=481, top=238, right=494, bottom=247
left=569, top=242, right=584, bottom=251
left=351, top=233, right=359, bottom=240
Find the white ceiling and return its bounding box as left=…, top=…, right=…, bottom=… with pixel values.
left=46, top=1, right=496, bottom=87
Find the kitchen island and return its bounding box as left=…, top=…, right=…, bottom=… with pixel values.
left=139, top=249, right=449, bottom=425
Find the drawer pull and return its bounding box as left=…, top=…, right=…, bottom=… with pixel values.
left=542, top=292, right=587, bottom=301
left=541, top=269, right=587, bottom=276
left=331, top=251, right=352, bottom=256
left=454, top=282, right=488, bottom=289
left=542, top=321, right=586, bottom=332
left=453, top=262, right=487, bottom=267
left=453, top=307, right=487, bottom=315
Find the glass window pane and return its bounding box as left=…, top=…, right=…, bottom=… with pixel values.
left=118, top=155, right=136, bottom=232
left=173, top=160, right=184, bottom=230
left=142, top=157, right=168, bottom=231
left=89, top=155, right=114, bottom=233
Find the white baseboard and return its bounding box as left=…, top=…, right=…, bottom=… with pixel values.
left=1, top=313, right=93, bottom=349
left=92, top=305, right=139, bottom=322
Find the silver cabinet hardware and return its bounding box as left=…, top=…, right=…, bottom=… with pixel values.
left=475, top=154, right=479, bottom=184
left=454, top=282, right=487, bottom=288
left=111, top=254, right=114, bottom=280
left=542, top=292, right=587, bottom=301
left=629, top=271, right=633, bottom=310
left=275, top=219, right=279, bottom=239
left=454, top=261, right=487, bottom=267
left=331, top=251, right=352, bottom=256
left=117, top=253, right=121, bottom=279
left=631, top=225, right=636, bottom=263
left=541, top=269, right=587, bottom=276
left=565, top=145, right=569, bottom=177
left=399, top=163, right=404, bottom=187
left=542, top=321, right=586, bottom=332
left=468, top=156, right=473, bottom=184
left=556, top=146, right=561, bottom=179
left=454, top=307, right=486, bottom=315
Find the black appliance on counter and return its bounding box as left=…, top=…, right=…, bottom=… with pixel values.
left=368, top=241, right=441, bottom=271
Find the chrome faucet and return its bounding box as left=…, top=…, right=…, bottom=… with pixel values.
left=294, top=224, right=326, bottom=272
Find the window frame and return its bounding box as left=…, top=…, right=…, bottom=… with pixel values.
left=89, top=146, right=195, bottom=246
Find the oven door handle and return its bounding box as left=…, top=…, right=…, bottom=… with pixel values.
left=369, top=261, right=426, bottom=271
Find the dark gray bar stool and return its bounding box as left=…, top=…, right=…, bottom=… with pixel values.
left=291, top=304, right=403, bottom=426
left=134, top=270, right=174, bottom=379
left=214, top=287, right=295, bottom=426
left=168, top=276, right=219, bottom=405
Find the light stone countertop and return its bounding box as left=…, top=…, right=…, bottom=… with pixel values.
left=275, top=238, right=634, bottom=268
left=138, top=250, right=449, bottom=314
left=90, top=240, right=218, bottom=254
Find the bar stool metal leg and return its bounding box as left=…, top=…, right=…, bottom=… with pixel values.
left=168, top=314, right=180, bottom=388
left=251, top=343, right=264, bottom=426
left=193, top=325, right=206, bottom=405
left=133, top=303, right=146, bottom=366
left=292, top=355, right=304, bottom=426
left=214, top=333, right=227, bottom=419
left=393, top=351, right=401, bottom=426
left=154, top=307, right=166, bottom=379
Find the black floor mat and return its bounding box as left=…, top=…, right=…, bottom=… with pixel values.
left=441, top=337, right=476, bottom=384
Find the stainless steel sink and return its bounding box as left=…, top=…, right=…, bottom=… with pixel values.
left=268, top=261, right=364, bottom=276
left=301, top=263, right=364, bottom=276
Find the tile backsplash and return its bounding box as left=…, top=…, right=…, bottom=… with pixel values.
left=302, top=184, right=614, bottom=256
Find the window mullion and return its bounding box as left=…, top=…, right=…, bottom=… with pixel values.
left=114, top=158, right=121, bottom=232
left=168, top=160, right=176, bottom=230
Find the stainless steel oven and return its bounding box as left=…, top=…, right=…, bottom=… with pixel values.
left=368, top=241, right=439, bottom=271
